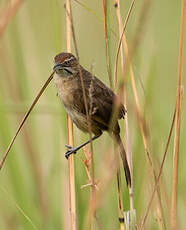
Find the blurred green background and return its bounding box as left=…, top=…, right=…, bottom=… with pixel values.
left=0, top=0, right=185, bottom=229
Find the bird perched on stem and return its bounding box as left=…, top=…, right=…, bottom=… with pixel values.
left=53, top=52, right=131, bottom=187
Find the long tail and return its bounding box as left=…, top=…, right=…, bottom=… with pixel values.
left=113, top=133, right=131, bottom=187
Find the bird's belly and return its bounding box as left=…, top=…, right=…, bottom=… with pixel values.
left=63, top=105, right=101, bottom=135
left=54, top=76, right=87, bottom=131
left=64, top=106, right=89, bottom=132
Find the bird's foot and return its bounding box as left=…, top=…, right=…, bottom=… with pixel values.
left=65, top=144, right=77, bottom=159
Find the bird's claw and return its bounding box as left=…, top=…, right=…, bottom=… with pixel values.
left=65, top=145, right=77, bottom=159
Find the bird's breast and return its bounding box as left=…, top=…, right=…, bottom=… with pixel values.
left=54, top=74, right=78, bottom=108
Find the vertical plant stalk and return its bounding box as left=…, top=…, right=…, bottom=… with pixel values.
left=115, top=0, right=134, bottom=211
left=115, top=0, right=167, bottom=229
left=113, top=0, right=135, bottom=88
left=66, top=4, right=96, bottom=228
left=117, top=170, right=125, bottom=230
left=103, top=1, right=126, bottom=228
left=140, top=109, right=176, bottom=230
left=121, top=20, right=166, bottom=230
left=66, top=1, right=97, bottom=228
left=170, top=0, right=185, bottom=229
left=65, top=6, right=97, bottom=230
left=65, top=1, right=76, bottom=230
left=113, top=1, right=135, bottom=229
left=102, top=0, right=112, bottom=88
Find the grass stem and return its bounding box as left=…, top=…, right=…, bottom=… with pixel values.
left=65, top=1, right=77, bottom=229
left=170, top=0, right=185, bottom=229
left=0, top=71, right=54, bottom=170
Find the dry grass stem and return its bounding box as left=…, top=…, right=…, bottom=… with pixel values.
left=81, top=146, right=99, bottom=190
left=115, top=0, right=167, bottom=228
left=113, top=0, right=135, bottom=88
left=115, top=0, right=134, bottom=212
left=65, top=1, right=77, bottom=230
left=65, top=2, right=97, bottom=228
left=122, top=32, right=167, bottom=229
left=73, top=0, right=100, bottom=21
left=73, top=0, right=117, bottom=38
left=102, top=1, right=131, bottom=228
left=102, top=0, right=112, bottom=88
left=140, top=109, right=176, bottom=230
left=0, top=47, right=48, bottom=220
left=170, top=0, right=185, bottom=229
left=117, top=171, right=125, bottom=230
left=0, top=71, right=54, bottom=170
left=80, top=145, right=121, bottom=229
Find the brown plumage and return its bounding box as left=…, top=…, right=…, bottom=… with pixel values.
left=53, top=52, right=131, bottom=187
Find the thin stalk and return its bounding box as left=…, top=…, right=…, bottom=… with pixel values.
left=117, top=170, right=125, bottom=230
left=65, top=2, right=96, bottom=228
left=113, top=2, right=136, bottom=229
left=115, top=0, right=134, bottom=211
left=103, top=1, right=127, bottom=228
left=102, top=0, right=112, bottom=88
left=73, top=0, right=117, bottom=38
left=115, top=1, right=167, bottom=229
left=170, top=0, right=185, bottom=229
left=0, top=71, right=54, bottom=170
left=113, top=0, right=135, bottom=88
left=0, top=45, right=48, bottom=221
left=114, top=0, right=152, bottom=159
left=140, top=109, right=176, bottom=230
left=65, top=1, right=77, bottom=230
left=122, top=18, right=167, bottom=230
left=119, top=24, right=165, bottom=227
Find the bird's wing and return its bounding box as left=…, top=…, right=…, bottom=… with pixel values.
left=74, top=69, right=125, bottom=130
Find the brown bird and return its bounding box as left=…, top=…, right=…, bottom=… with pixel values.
left=53, top=52, right=131, bottom=187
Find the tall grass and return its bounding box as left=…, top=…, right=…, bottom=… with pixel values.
left=0, top=0, right=185, bottom=230
left=65, top=1, right=77, bottom=230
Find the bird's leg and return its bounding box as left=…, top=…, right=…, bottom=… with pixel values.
left=65, top=134, right=101, bottom=159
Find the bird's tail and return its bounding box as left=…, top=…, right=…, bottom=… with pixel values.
left=113, top=133, right=131, bottom=187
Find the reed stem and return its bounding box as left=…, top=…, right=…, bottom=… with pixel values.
left=170, top=0, right=185, bottom=229
left=65, top=1, right=77, bottom=229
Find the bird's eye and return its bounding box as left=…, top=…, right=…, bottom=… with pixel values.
left=63, top=57, right=74, bottom=66
left=64, top=60, right=71, bottom=65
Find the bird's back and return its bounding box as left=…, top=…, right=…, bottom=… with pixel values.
left=73, top=67, right=125, bottom=132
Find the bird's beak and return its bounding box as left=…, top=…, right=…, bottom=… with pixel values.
left=53, top=63, right=63, bottom=72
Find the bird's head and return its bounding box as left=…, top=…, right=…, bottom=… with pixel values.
left=53, top=52, right=79, bottom=77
